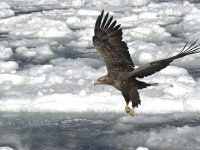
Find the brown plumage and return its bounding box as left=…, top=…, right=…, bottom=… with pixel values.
left=93, top=10, right=200, bottom=117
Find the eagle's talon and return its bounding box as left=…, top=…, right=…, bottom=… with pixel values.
left=125, top=104, right=130, bottom=113
left=129, top=107, right=135, bottom=117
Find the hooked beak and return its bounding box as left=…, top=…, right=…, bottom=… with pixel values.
left=94, top=80, right=101, bottom=86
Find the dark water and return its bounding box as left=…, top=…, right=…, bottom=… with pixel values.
left=1, top=112, right=200, bottom=150
left=188, top=69, right=200, bottom=80
left=0, top=112, right=122, bottom=150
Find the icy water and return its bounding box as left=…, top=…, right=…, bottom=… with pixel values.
left=1, top=0, right=200, bottom=149
left=1, top=112, right=200, bottom=150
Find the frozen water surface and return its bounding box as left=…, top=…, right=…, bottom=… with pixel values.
left=0, top=0, right=200, bottom=149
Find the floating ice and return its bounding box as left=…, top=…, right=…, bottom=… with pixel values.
left=1, top=0, right=200, bottom=119
left=0, top=0, right=199, bottom=115
left=0, top=46, right=13, bottom=60
left=15, top=45, right=54, bottom=62
left=0, top=2, right=14, bottom=19
left=0, top=147, right=14, bottom=150
left=9, top=16, right=72, bottom=38
left=136, top=147, right=149, bottom=150
left=132, top=0, right=149, bottom=6
left=0, top=61, right=18, bottom=73
left=0, top=2, right=10, bottom=9
left=146, top=126, right=200, bottom=149
left=128, top=24, right=171, bottom=42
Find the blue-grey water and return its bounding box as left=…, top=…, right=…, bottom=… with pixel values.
left=1, top=111, right=200, bottom=150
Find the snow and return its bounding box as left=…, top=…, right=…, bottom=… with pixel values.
left=0, top=0, right=200, bottom=149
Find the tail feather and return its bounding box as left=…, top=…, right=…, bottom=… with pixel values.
left=172, top=39, right=200, bottom=60
left=136, top=80, right=158, bottom=89
left=149, top=83, right=158, bottom=86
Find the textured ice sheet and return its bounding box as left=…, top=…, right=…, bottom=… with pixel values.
left=0, top=0, right=200, bottom=114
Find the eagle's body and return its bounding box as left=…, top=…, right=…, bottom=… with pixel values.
left=93, top=10, right=200, bottom=116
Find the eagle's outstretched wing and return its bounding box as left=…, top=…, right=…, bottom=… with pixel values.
left=93, top=10, right=134, bottom=73
left=126, top=40, right=200, bottom=79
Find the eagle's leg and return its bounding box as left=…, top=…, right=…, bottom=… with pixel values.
left=129, top=100, right=137, bottom=117
left=125, top=103, right=130, bottom=113
left=122, top=92, right=130, bottom=113
left=128, top=88, right=140, bottom=117
left=129, top=107, right=135, bottom=117
left=130, top=101, right=140, bottom=117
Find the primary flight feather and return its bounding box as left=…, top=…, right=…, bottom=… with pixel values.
left=93, top=10, right=200, bottom=117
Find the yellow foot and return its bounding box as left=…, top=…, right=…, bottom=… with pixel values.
left=129, top=107, right=135, bottom=117
left=125, top=104, right=130, bottom=113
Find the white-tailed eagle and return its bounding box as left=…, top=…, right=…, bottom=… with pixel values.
left=93, top=10, right=200, bottom=117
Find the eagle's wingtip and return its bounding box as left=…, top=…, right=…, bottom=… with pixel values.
left=101, top=10, right=104, bottom=16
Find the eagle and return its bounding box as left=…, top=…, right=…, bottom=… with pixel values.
left=93, top=10, right=200, bottom=117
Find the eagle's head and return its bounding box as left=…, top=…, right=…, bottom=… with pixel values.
left=94, top=75, right=113, bottom=86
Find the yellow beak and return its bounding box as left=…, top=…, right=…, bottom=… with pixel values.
left=94, top=80, right=101, bottom=86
